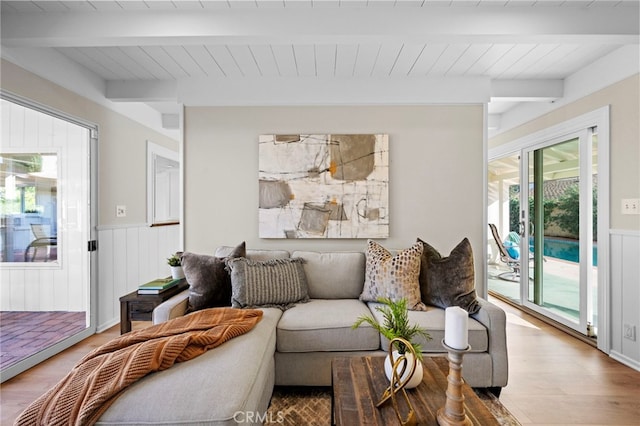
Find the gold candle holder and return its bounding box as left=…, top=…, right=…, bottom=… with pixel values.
left=437, top=340, right=472, bottom=426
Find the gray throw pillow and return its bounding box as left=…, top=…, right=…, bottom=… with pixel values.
left=182, top=241, right=246, bottom=313
left=226, top=257, right=309, bottom=310
left=417, top=237, right=479, bottom=315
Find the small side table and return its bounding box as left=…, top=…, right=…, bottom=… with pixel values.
left=119, top=279, right=188, bottom=334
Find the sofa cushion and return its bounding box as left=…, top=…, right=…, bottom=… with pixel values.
left=181, top=241, right=246, bottom=313
left=226, top=257, right=309, bottom=309
left=291, top=251, right=365, bottom=299
left=367, top=302, right=488, bottom=353
left=418, top=237, right=480, bottom=314
left=215, top=246, right=290, bottom=261
left=360, top=240, right=426, bottom=311
left=277, top=299, right=380, bottom=352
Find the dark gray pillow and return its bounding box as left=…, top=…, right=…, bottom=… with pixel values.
left=417, top=237, right=479, bottom=315
left=182, top=241, right=245, bottom=313
left=226, top=257, right=309, bottom=310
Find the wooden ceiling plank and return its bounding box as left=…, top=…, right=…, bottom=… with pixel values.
left=390, top=43, right=428, bottom=76
left=163, top=45, right=210, bottom=77
left=448, top=43, right=492, bottom=75
left=204, top=45, right=245, bottom=77
left=335, top=44, right=359, bottom=77
left=315, top=44, right=337, bottom=77
left=98, top=46, right=156, bottom=79
left=226, top=45, right=263, bottom=77
left=485, top=44, right=537, bottom=77
left=118, top=46, right=174, bottom=79
left=407, top=43, right=447, bottom=76
left=498, top=43, right=560, bottom=79
left=352, top=44, right=381, bottom=77
left=141, top=46, right=190, bottom=78
left=182, top=45, right=227, bottom=78
left=370, top=43, right=404, bottom=76
left=271, top=44, right=298, bottom=77
left=250, top=44, right=281, bottom=77
left=430, top=43, right=470, bottom=76
left=292, top=44, right=316, bottom=77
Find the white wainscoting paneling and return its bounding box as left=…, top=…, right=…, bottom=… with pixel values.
left=96, top=223, right=181, bottom=332
left=609, top=230, right=640, bottom=371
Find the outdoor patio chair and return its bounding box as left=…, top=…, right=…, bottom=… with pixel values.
left=488, top=223, right=522, bottom=282
left=24, top=224, right=57, bottom=262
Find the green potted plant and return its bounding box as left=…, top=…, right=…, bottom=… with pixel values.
left=353, top=297, right=431, bottom=388
left=167, top=254, right=184, bottom=280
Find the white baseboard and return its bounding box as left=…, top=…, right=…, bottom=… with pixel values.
left=96, top=318, right=119, bottom=334
left=610, top=350, right=640, bottom=372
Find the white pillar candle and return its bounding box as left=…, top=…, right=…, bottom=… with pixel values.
left=444, top=306, right=469, bottom=350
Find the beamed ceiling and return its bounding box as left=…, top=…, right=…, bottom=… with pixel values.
left=1, top=1, right=638, bottom=135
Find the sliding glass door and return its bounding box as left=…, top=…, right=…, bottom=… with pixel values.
left=1, top=94, right=97, bottom=382
left=522, top=130, right=598, bottom=335
left=488, top=127, right=600, bottom=339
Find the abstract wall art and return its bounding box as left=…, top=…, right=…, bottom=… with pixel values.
left=258, top=134, right=389, bottom=239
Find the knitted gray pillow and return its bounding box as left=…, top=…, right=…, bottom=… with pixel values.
left=182, top=241, right=245, bottom=313
left=226, top=257, right=309, bottom=310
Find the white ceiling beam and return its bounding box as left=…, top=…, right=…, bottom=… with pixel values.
left=2, top=7, right=638, bottom=47
left=173, top=76, right=491, bottom=106
left=491, top=79, right=564, bottom=102
left=105, top=80, right=177, bottom=102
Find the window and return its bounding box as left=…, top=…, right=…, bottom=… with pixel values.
left=1, top=153, right=58, bottom=263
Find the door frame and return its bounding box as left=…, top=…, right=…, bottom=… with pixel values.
left=488, top=106, right=610, bottom=353
left=0, top=90, right=98, bottom=382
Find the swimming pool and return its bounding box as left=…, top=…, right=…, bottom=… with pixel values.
left=540, top=237, right=598, bottom=266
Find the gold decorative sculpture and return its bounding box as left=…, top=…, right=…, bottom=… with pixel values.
left=376, top=337, right=418, bottom=426
left=437, top=340, right=472, bottom=426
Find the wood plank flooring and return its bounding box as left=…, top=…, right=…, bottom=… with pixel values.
left=2, top=301, right=639, bottom=425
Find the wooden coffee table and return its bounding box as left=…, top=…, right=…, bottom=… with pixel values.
left=332, top=355, right=501, bottom=425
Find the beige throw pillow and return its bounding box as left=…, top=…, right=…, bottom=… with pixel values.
left=360, top=240, right=426, bottom=311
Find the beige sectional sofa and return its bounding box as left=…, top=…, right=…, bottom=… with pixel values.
left=96, top=247, right=508, bottom=425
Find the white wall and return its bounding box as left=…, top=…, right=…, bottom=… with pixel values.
left=183, top=105, right=488, bottom=294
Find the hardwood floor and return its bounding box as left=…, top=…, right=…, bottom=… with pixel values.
left=2, top=302, right=639, bottom=425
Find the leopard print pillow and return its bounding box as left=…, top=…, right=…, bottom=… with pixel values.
left=359, top=240, right=426, bottom=311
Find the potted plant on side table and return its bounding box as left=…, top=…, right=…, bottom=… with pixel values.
left=353, top=297, right=431, bottom=388
left=167, top=254, right=184, bottom=280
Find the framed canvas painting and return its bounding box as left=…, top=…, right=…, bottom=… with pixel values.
left=258, top=134, right=389, bottom=239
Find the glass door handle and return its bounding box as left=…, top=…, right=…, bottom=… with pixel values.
left=518, top=221, right=525, bottom=237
